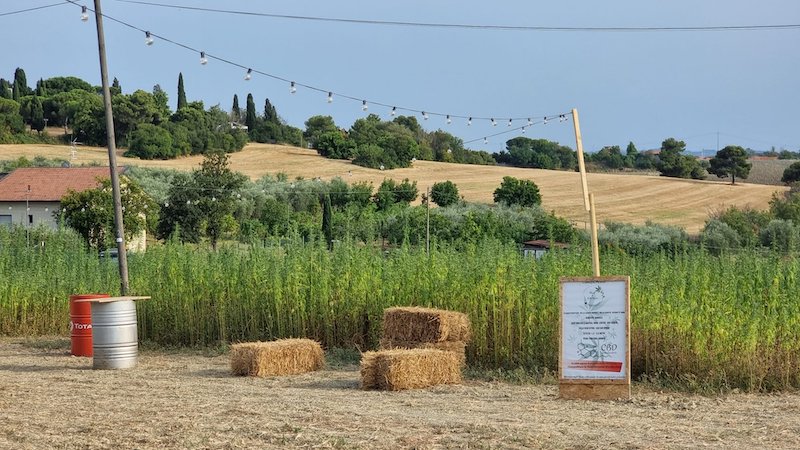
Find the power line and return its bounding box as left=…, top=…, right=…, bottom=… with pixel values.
left=65, top=0, right=570, bottom=129
left=0, top=2, right=66, bottom=18
left=112, top=0, right=800, bottom=33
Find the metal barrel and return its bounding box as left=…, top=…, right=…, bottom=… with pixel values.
left=90, top=299, right=138, bottom=370
left=69, top=294, right=109, bottom=357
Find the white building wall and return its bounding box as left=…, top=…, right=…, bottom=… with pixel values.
left=0, top=201, right=61, bottom=229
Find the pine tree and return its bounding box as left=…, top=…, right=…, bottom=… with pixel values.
left=177, top=72, right=187, bottom=110
left=231, top=94, right=240, bottom=122
left=245, top=93, right=257, bottom=132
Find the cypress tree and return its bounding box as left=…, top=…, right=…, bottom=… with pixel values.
left=110, top=77, right=121, bottom=95
left=13, top=68, right=29, bottom=97
left=0, top=79, right=10, bottom=99
left=321, top=193, right=333, bottom=250
left=245, top=93, right=257, bottom=132
left=263, top=98, right=278, bottom=124
left=30, top=95, right=45, bottom=132
left=231, top=94, right=240, bottom=121
left=177, top=72, right=187, bottom=110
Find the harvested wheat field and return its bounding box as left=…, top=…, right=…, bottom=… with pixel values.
left=2, top=338, right=799, bottom=449
left=0, top=143, right=787, bottom=232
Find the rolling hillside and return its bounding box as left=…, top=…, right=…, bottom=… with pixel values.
left=0, top=143, right=787, bottom=233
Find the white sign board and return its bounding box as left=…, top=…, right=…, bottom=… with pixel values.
left=560, top=277, right=629, bottom=381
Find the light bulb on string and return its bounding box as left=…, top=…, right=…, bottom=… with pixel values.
left=543, top=116, right=548, bottom=125
left=144, top=31, right=154, bottom=46
left=559, top=114, right=567, bottom=122
left=327, top=92, right=333, bottom=103
left=390, top=106, right=396, bottom=116
left=483, top=137, right=488, bottom=145
left=244, top=69, right=252, bottom=81
left=508, top=119, right=512, bottom=127
left=422, top=111, right=429, bottom=120
left=491, top=118, right=497, bottom=127
left=290, top=81, right=296, bottom=94
left=521, top=126, right=526, bottom=134
left=446, top=115, right=452, bottom=124
left=81, top=6, right=89, bottom=22
left=362, top=100, right=368, bottom=111
left=527, top=118, right=533, bottom=126
left=467, top=117, right=472, bottom=126
left=211, top=196, right=216, bottom=202
left=199, top=51, right=208, bottom=65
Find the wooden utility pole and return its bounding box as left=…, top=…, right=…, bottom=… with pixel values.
left=92, top=0, right=129, bottom=294
left=572, top=108, right=599, bottom=276
left=572, top=108, right=590, bottom=212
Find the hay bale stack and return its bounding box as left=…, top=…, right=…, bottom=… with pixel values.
left=360, top=349, right=462, bottom=390
left=379, top=338, right=466, bottom=367
left=382, top=307, right=471, bottom=343
left=230, top=338, right=324, bottom=377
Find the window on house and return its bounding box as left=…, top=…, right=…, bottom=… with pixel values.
left=0, top=215, right=11, bottom=227
left=28, top=214, right=33, bottom=225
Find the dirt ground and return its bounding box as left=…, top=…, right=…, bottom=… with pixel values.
left=1, top=338, right=799, bottom=449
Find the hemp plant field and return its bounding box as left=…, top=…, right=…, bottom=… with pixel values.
left=2, top=226, right=799, bottom=392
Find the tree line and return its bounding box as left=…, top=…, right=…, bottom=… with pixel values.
left=50, top=151, right=569, bottom=251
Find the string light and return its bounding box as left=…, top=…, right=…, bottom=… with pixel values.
left=483, top=137, right=488, bottom=145
left=543, top=116, right=548, bottom=125
left=244, top=68, right=252, bottom=80
left=144, top=31, right=154, bottom=45
left=71, top=5, right=574, bottom=141
left=559, top=114, right=567, bottom=122
left=81, top=5, right=88, bottom=21
left=362, top=100, right=368, bottom=111
left=521, top=126, right=526, bottom=134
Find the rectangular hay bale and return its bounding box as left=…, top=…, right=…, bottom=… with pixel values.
left=360, top=348, right=463, bottom=391
left=382, top=307, right=471, bottom=343
left=230, top=338, right=324, bottom=377
left=379, top=338, right=466, bottom=367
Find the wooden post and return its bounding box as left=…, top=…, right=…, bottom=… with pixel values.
left=572, top=108, right=590, bottom=212
left=589, top=193, right=600, bottom=277
left=93, top=0, right=129, bottom=294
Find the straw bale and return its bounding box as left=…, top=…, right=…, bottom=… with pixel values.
left=230, top=338, right=324, bottom=377
left=382, top=307, right=471, bottom=343
left=360, top=351, right=380, bottom=390
left=360, top=349, right=462, bottom=391
left=379, top=338, right=466, bottom=367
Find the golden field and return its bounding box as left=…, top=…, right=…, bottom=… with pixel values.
left=0, top=143, right=787, bottom=232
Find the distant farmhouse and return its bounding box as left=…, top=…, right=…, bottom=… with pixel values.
left=0, top=167, right=145, bottom=251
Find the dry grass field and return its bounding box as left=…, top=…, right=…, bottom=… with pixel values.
left=0, top=143, right=787, bottom=233
left=2, top=337, right=800, bottom=449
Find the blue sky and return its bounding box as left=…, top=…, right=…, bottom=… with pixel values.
left=2, top=0, right=798, bottom=154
